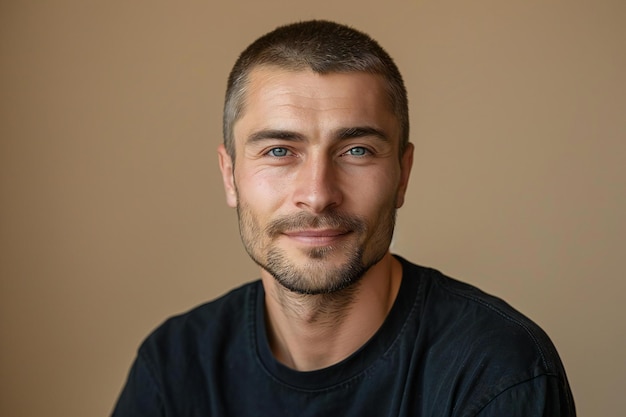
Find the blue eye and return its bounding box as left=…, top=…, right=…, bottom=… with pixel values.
left=346, top=147, right=368, bottom=156
left=268, top=147, right=289, bottom=157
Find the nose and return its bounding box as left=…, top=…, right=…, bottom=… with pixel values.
left=292, top=155, right=342, bottom=213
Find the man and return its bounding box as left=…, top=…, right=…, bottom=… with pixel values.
left=112, top=20, right=575, bottom=416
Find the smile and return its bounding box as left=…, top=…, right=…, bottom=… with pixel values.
left=282, top=229, right=351, bottom=245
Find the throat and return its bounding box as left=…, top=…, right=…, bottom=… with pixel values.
left=264, top=283, right=360, bottom=371
left=277, top=284, right=357, bottom=325
left=261, top=252, right=403, bottom=371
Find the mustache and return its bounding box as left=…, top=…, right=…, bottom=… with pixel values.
left=265, top=211, right=366, bottom=237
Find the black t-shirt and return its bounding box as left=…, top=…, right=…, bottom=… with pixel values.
left=112, top=257, right=575, bottom=416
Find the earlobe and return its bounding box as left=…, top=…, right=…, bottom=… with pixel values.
left=395, top=143, right=414, bottom=208
left=217, top=144, right=238, bottom=208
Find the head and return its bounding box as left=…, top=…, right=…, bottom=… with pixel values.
left=223, top=20, right=409, bottom=161
left=218, top=21, right=413, bottom=295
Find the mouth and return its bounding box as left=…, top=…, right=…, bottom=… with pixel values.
left=282, top=229, right=352, bottom=246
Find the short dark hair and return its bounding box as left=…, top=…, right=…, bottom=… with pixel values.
left=222, top=20, right=409, bottom=159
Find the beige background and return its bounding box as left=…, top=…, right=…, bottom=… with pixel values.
left=1, top=1, right=624, bottom=416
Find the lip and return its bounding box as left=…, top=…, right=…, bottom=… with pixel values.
left=282, top=229, right=351, bottom=245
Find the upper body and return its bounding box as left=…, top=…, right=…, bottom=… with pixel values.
left=113, top=20, right=575, bottom=415
left=112, top=257, right=575, bottom=416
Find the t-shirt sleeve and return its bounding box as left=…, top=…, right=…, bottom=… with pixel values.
left=473, top=374, right=576, bottom=417
left=111, top=353, right=163, bottom=417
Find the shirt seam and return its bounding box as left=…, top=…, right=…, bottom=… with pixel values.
left=434, top=274, right=551, bottom=371
left=468, top=373, right=559, bottom=417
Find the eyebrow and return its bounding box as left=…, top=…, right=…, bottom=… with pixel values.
left=246, top=129, right=305, bottom=144
left=336, top=126, right=389, bottom=142
left=245, top=126, right=389, bottom=144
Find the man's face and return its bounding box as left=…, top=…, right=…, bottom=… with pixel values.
left=218, top=67, right=413, bottom=294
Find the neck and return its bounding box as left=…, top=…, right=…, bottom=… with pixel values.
left=261, top=252, right=402, bottom=371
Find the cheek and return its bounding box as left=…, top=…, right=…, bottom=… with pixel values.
left=347, top=170, right=399, bottom=207
left=237, top=171, right=290, bottom=211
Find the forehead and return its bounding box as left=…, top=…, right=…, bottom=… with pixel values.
left=233, top=67, right=398, bottom=142
left=243, top=66, right=392, bottom=111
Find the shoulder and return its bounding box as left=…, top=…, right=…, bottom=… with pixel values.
left=398, top=258, right=574, bottom=415
left=429, top=267, right=561, bottom=373
left=400, top=258, right=561, bottom=373
left=138, top=280, right=260, bottom=361
left=112, top=280, right=263, bottom=416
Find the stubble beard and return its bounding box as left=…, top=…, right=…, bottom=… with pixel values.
left=236, top=201, right=397, bottom=296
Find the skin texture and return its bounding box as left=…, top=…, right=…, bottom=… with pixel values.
left=218, top=66, right=413, bottom=370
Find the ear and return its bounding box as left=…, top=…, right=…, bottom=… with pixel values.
left=217, top=144, right=238, bottom=208
left=395, top=142, right=414, bottom=208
